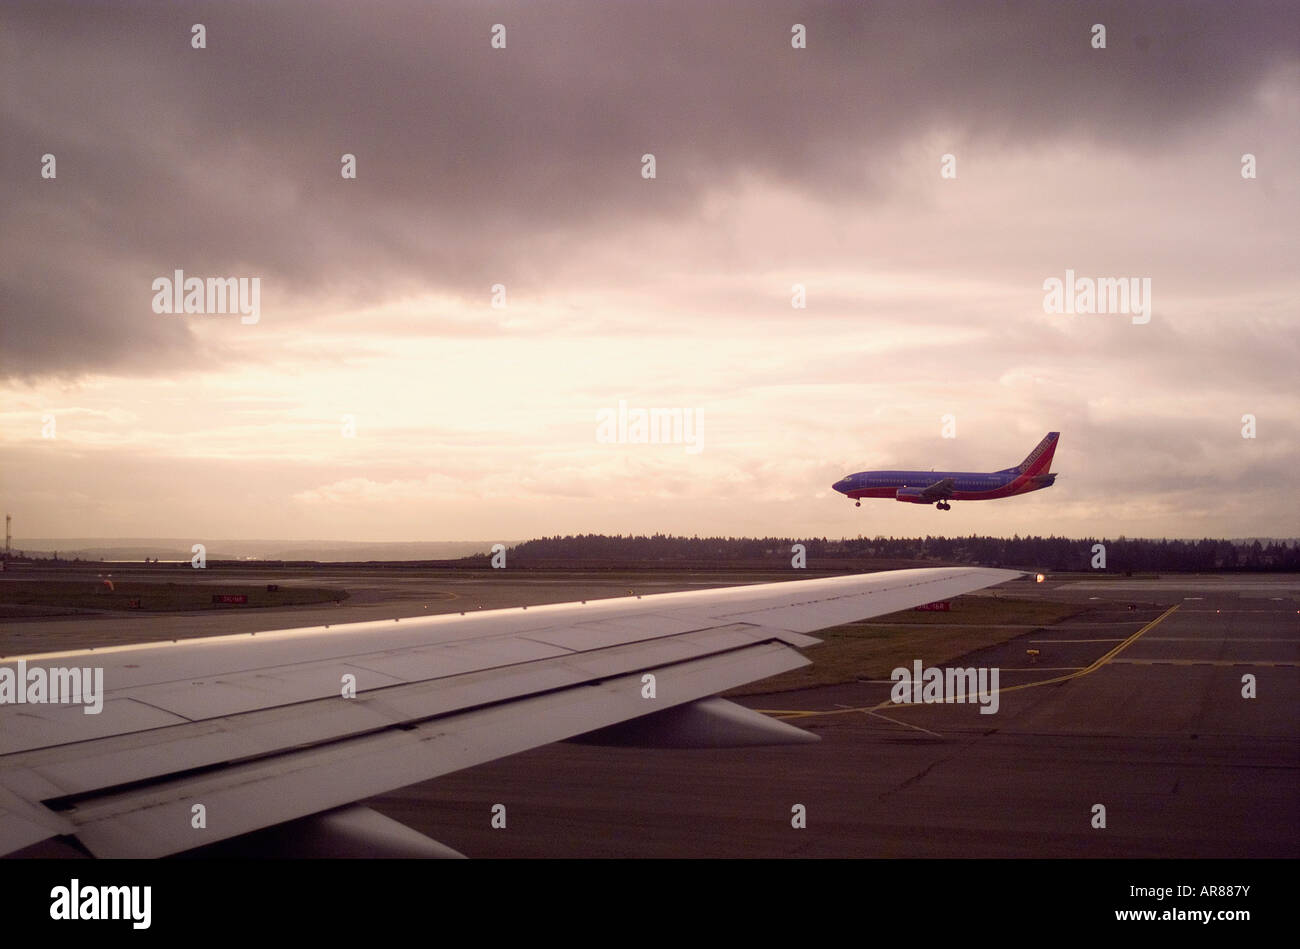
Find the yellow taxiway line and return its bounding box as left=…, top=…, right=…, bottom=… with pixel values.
left=759, top=603, right=1182, bottom=720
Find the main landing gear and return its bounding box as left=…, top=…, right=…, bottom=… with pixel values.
left=935, top=501, right=951, bottom=510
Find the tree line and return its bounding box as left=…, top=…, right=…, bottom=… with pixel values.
left=504, top=533, right=1300, bottom=571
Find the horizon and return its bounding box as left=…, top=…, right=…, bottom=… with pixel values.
left=8, top=531, right=1299, bottom=550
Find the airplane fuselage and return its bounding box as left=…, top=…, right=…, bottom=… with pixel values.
left=832, top=468, right=1055, bottom=502
left=833, top=431, right=1060, bottom=509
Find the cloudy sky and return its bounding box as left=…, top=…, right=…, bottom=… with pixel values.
left=2, top=1, right=1297, bottom=545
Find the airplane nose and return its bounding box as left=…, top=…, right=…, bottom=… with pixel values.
left=832, top=478, right=849, bottom=493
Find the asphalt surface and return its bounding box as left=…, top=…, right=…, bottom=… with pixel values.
left=366, top=576, right=1298, bottom=857
left=3, top=567, right=1296, bottom=857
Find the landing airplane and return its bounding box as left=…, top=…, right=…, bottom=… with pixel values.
left=833, top=432, right=1059, bottom=510
left=0, top=567, right=1018, bottom=857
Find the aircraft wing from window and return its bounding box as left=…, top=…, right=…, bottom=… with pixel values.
left=0, top=566, right=1020, bottom=857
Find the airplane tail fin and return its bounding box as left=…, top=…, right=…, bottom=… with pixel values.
left=1014, top=432, right=1059, bottom=476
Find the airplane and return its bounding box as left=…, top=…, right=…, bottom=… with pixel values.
left=833, top=432, right=1059, bottom=511
left=0, top=566, right=1018, bottom=857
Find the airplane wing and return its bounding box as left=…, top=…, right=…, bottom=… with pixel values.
left=919, top=477, right=955, bottom=500
left=0, top=566, right=1019, bottom=857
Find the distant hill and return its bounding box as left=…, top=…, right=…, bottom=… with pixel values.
left=8, top=534, right=1298, bottom=571
left=10, top=539, right=510, bottom=563
left=503, top=533, right=1300, bottom=572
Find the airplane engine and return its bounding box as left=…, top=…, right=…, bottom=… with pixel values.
left=568, top=697, right=818, bottom=748
left=178, top=806, right=466, bottom=858
left=895, top=488, right=929, bottom=503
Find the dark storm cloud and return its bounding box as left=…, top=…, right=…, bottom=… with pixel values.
left=2, top=0, right=1296, bottom=377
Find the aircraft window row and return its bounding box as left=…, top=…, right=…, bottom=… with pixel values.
left=853, top=477, right=1007, bottom=486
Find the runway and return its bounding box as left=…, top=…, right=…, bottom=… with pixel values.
left=3, top=566, right=1295, bottom=857
left=364, top=574, right=1299, bottom=857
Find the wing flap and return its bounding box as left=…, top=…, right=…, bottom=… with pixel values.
left=0, top=784, right=76, bottom=855
left=62, top=642, right=810, bottom=858
left=2, top=623, right=776, bottom=800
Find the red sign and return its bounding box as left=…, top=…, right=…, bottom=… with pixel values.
left=914, top=601, right=951, bottom=611
left=212, top=594, right=248, bottom=604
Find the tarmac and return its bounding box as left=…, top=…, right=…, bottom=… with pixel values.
left=366, top=575, right=1298, bottom=857
left=2, top=567, right=1295, bottom=857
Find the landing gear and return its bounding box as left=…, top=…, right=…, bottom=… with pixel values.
left=936, top=501, right=951, bottom=510
left=855, top=501, right=861, bottom=507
